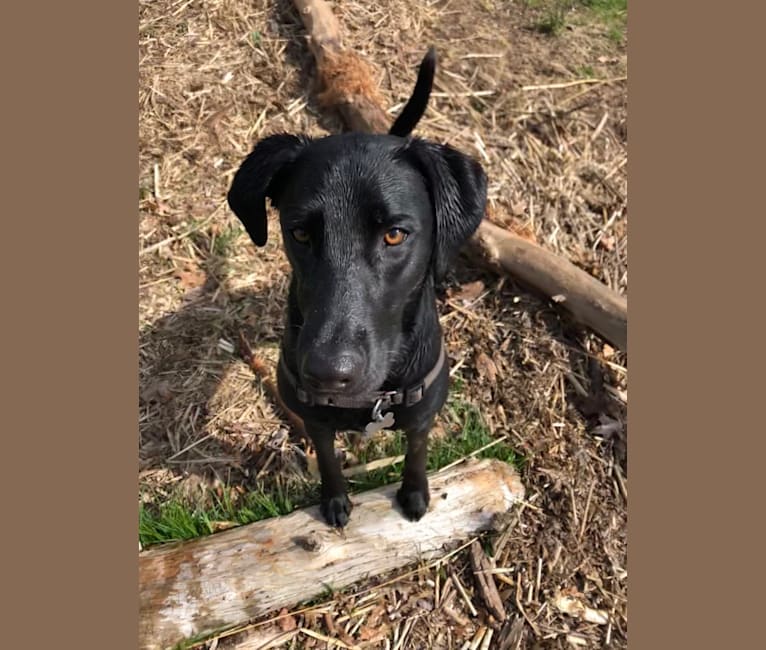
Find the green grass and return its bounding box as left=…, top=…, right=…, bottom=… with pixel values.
left=349, top=399, right=520, bottom=491
left=210, top=223, right=243, bottom=257
left=534, top=3, right=567, bottom=35
left=172, top=629, right=231, bottom=650
left=139, top=482, right=301, bottom=547
left=139, top=395, right=521, bottom=548
left=584, top=0, right=628, bottom=42
left=526, top=0, right=627, bottom=41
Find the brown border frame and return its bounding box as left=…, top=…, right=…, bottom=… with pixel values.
left=4, top=0, right=761, bottom=648
left=4, top=2, right=137, bottom=648
left=629, top=2, right=762, bottom=648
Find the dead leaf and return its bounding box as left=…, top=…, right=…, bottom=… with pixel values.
left=430, top=420, right=448, bottom=440
left=508, top=221, right=537, bottom=244
left=598, top=235, right=616, bottom=251
left=150, top=197, right=170, bottom=217
left=450, top=280, right=485, bottom=303
left=475, top=351, right=498, bottom=385
left=141, top=379, right=173, bottom=404
left=278, top=607, right=297, bottom=632
left=180, top=474, right=205, bottom=499
left=566, top=634, right=588, bottom=647
left=510, top=200, right=526, bottom=216
left=495, top=403, right=508, bottom=429
left=175, top=264, right=206, bottom=289
left=358, top=625, right=386, bottom=642
left=305, top=447, right=321, bottom=480
left=443, top=603, right=471, bottom=627
left=553, top=592, right=609, bottom=625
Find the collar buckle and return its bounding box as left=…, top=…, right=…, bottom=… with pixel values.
left=371, top=391, right=399, bottom=420
left=405, top=384, right=425, bottom=407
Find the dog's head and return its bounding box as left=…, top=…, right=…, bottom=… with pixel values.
left=227, top=132, right=486, bottom=398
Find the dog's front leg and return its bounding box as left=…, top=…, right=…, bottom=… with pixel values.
left=397, top=419, right=433, bottom=521
left=310, top=425, right=352, bottom=528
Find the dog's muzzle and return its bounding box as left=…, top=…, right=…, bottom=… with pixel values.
left=279, top=340, right=446, bottom=410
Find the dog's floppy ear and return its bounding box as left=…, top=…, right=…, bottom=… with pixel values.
left=401, top=138, right=487, bottom=278
left=227, top=134, right=310, bottom=246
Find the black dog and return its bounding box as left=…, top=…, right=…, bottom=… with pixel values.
left=227, top=49, right=487, bottom=527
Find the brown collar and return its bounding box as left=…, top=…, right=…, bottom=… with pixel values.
left=279, top=341, right=446, bottom=409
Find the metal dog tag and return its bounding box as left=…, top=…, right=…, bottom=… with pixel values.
left=364, top=398, right=395, bottom=436
left=364, top=410, right=395, bottom=436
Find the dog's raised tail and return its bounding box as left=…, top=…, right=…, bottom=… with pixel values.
left=389, top=47, right=436, bottom=137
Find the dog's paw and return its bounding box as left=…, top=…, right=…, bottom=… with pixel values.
left=396, top=484, right=430, bottom=521
left=320, top=493, right=353, bottom=528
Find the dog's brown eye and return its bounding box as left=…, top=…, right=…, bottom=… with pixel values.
left=291, top=228, right=310, bottom=244
left=384, top=228, right=408, bottom=246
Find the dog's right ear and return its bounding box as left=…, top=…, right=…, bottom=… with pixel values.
left=227, top=134, right=311, bottom=246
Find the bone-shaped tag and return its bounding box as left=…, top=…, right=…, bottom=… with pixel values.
left=364, top=410, right=395, bottom=436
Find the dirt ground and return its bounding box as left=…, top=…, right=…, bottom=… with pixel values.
left=139, top=0, right=627, bottom=647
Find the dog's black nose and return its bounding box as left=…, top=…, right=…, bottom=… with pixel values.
left=302, top=352, right=363, bottom=392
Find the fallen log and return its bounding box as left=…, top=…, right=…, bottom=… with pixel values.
left=469, top=220, right=627, bottom=350
left=139, top=458, right=525, bottom=650
left=291, top=0, right=628, bottom=352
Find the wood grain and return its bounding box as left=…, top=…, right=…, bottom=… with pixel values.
left=139, top=459, right=525, bottom=649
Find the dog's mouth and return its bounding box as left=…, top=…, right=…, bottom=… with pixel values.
left=293, top=374, right=391, bottom=409
left=299, top=372, right=383, bottom=400
left=287, top=351, right=391, bottom=408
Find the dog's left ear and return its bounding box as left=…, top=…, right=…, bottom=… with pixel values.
left=400, top=138, right=487, bottom=278
left=227, top=133, right=311, bottom=246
